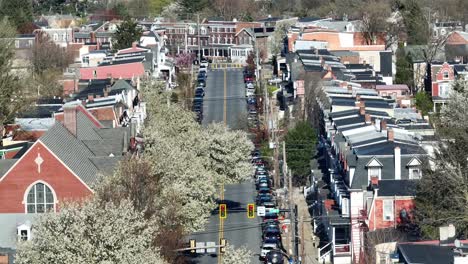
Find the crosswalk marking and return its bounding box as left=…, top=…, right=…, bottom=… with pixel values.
left=210, top=63, right=244, bottom=69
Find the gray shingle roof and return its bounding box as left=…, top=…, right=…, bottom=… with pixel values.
left=76, top=111, right=102, bottom=140
left=40, top=122, right=99, bottom=187
left=89, top=157, right=122, bottom=176
left=0, top=159, right=18, bottom=178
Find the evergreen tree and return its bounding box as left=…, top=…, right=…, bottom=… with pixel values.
left=395, top=44, right=413, bottom=89
left=0, top=0, right=33, bottom=32
left=112, top=17, right=143, bottom=51
left=401, top=0, right=429, bottom=45
left=285, top=121, right=317, bottom=186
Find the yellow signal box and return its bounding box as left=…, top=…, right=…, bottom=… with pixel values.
left=247, top=203, right=255, bottom=218
left=219, top=204, right=227, bottom=219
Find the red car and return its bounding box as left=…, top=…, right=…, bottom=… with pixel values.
left=244, top=75, right=254, bottom=83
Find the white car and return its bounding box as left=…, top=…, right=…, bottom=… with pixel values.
left=200, top=60, right=209, bottom=68
left=268, top=77, right=282, bottom=85
left=260, top=243, right=278, bottom=259
left=246, top=87, right=255, bottom=97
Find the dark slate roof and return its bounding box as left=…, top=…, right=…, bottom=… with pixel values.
left=298, top=17, right=322, bottom=23
left=40, top=122, right=99, bottom=186
left=72, top=79, right=134, bottom=100
left=257, top=16, right=282, bottom=22
left=377, top=180, right=417, bottom=197
left=75, top=111, right=103, bottom=140
left=366, top=109, right=390, bottom=117
left=397, top=244, right=454, bottom=264
left=329, top=109, right=358, bottom=118
left=83, top=127, right=129, bottom=156
left=296, top=49, right=332, bottom=56
left=354, top=141, right=426, bottom=156
left=36, top=98, right=63, bottom=104
left=17, top=105, right=62, bottom=118
left=0, top=159, right=18, bottom=177
left=334, top=116, right=365, bottom=127
left=349, top=155, right=422, bottom=189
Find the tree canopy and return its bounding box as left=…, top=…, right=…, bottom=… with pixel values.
left=285, top=121, right=317, bottom=186
left=16, top=199, right=167, bottom=264
left=0, top=0, right=33, bottom=32
left=0, top=19, right=33, bottom=129
left=112, top=17, right=143, bottom=51
left=415, top=79, right=468, bottom=239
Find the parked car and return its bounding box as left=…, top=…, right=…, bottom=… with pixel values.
left=247, top=96, right=257, bottom=105
left=246, top=87, right=255, bottom=97
left=262, top=226, right=281, bottom=240
left=197, top=80, right=206, bottom=87
left=244, top=75, right=254, bottom=83
left=200, top=59, right=209, bottom=68
left=263, top=211, right=279, bottom=221
left=192, top=104, right=203, bottom=113
left=195, top=89, right=205, bottom=98
left=264, top=249, right=284, bottom=264
left=260, top=243, right=278, bottom=260
left=246, top=82, right=255, bottom=89
left=256, top=194, right=274, bottom=205
left=195, top=87, right=205, bottom=97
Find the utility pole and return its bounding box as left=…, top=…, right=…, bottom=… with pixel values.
left=288, top=169, right=293, bottom=257
left=301, top=216, right=305, bottom=262
left=197, top=14, right=201, bottom=62
left=294, top=204, right=299, bottom=261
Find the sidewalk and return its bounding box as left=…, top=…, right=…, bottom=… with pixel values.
left=293, top=187, right=320, bottom=264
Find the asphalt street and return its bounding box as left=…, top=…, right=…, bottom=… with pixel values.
left=190, top=68, right=263, bottom=264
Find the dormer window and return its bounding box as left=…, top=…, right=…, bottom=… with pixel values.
left=17, top=223, right=32, bottom=241
left=367, top=157, right=383, bottom=181
left=443, top=71, right=449, bottom=79
left=407, top=157, right=422, bottom=180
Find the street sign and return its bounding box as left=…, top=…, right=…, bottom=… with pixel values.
left=190, top=239, right=196, bottom=253
left=206, top=242, right=216, bottom=253
left=220, top=238, right=227, bottom=253
left=219, top=204, right=227, bottom=219
left=257, top=206, right=266, bottom=216
left=268, top=208, right=280, bottom=214
left=196, top=242, right=205, bottom=253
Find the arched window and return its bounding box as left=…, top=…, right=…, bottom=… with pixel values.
left=25, top=182, right=55, bottom=213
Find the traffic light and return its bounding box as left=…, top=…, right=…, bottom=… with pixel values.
left=189, top=239, right=196, bottom=253
left=247, top=203, right=255, bottom=218
left=220, top=238, right=227, bottom=253
left=219, top=204, right=227, bottom=219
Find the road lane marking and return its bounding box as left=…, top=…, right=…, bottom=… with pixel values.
left=223, top=68, right=227, bottom=126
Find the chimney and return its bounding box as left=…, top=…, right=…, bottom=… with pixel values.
left=320, top=56, right=325, bottom=68
left=103, top=86, right=110, bottom=97
left=381, top=119, right=387, bottom=132
left=387, top=128, right=394, bottom=141
left=360, top=106, right=366, bottom=116
left=365, top=114, right=371, bottom=124
left=347, top=84, right=353, bottom=91
left=370, top=176, right=379, bottom=186
left=394, top=146, right=401, bottom=180
left=375, top=119, right=381, bottom=131
left=132, top=42, right=137, bottom=48
left=87, top=93, right=94, bottom=102
left=63, top=105, right=78, bottom=137
left=363, top=60, right=367, bottom=66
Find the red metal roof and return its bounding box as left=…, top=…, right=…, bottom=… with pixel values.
left=79, top=62, right=145, bottom=80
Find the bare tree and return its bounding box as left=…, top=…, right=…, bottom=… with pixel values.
left=357, top=1, right=391, bottom=45
left=362, top=228, right=407, bottom=264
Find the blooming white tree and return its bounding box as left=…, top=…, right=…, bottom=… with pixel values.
left=203, top=123, right=254, bottom=184
left=222, top=244, right=253, bottom=264
left=15, top=200, right=167, bottom=264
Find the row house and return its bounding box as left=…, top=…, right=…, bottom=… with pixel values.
left=0, top=104, right=137, bottom=262
left=151, top=20, right=270, bottom=62
left=72, top=21, right=119, bottom=48
left=311, top=85, right=431, bottom=263
left=431, top=62, right=456, bottom=112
